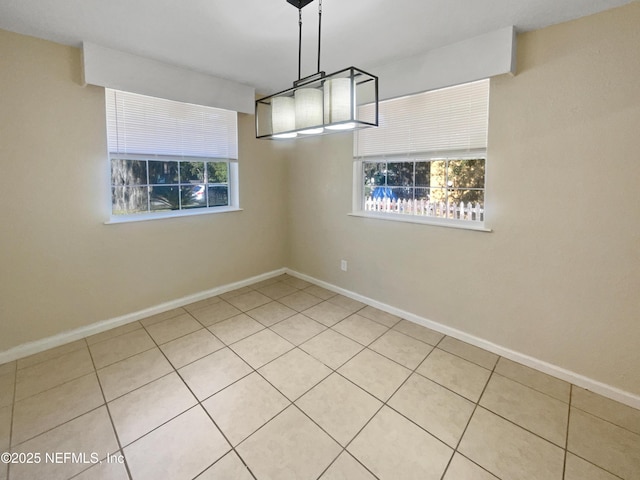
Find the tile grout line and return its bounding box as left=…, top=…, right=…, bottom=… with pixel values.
left=6, top=364, right=17, bottom=480
left=10, top=351, right=96, bottom=404
left=562, top=384, right=572, bottom=480
left=139, top=320, right=260, bottom=480
left=85, top=343, right=134, bottom=480
left=439, top=355, right=500, bottom=480
left=489, top=369, right=571, bottom=405
left=0, top=307, right=516, bottom=480
left=246, top=349, right=381, bottom=480
left=568, top=404, right=640, bottom=438
left=322, top=333, right=453, bottom=478
left=12, top=340, right=88, bottom=373
left=201, top=285, right=380, bottom=478
left=5, top=279, right=639, bottom=479
left=565, top=452, right=625, bottom=480
left=9, top=380, right=109, bottom=449
left=252, top=314, right=444, bottom=478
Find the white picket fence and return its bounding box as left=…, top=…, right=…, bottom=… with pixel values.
left=364, top=196, right=484, bottom=222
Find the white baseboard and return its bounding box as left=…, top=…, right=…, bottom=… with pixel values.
left=3, top=266, right=638, bottom=410
left=0, top=268, right=286, bottom=365
left=285, top=269, right=640, bottom=410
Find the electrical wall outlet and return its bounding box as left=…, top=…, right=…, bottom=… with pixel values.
left=340, top=260, right=348, bottom=271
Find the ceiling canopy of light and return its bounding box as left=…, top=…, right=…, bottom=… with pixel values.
left=255, top=0, right=379, bottom=140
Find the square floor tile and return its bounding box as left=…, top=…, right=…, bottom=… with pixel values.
left=459, top=407, right=564, bottom=480
left=86, top=322, right=142, bottom=346
left=568, top=407, right=640, bottom=479
left=357, top=306, right=402, bottom=328
left=564, top=453, right=620, bottom=480
left=190, top=301, right=242, bottom=327
left=480, top=373, right=568, bottom=446
left=301, top=329, right=364, bottom=370
left=270, top=313, right=326, bottom=345
left=304, top=301, right=353, bottom=327
left=230, top=329, right=294, bottom=369
left=0, top=373, right=15, bottom=408
left=443, top=454, right=499, bottom=480
left=494, top=357, right=570, bottom=402
left=250, top=276, right=282, bottom=289
left=237, top=406, right=341, bottom=480
left=89, top=329, right=155, bottom=369
left=572, top=386, right=640, bottom=435
left=72, top=458, right=129, bottom=480
left=389, top=373, right=474, bottom=448
left=0, top=362, right=15, bottom=377
left=73, top=458, right=129, bottom=480
left=369, top=330, right=433, bottom=369
left=279, top=291, right=323, bottom=312
left=280, top=275, right=313, bottom=289
left=160, top=329, right=224, bottom=369
left=256, top=282, right=299, bottom=300
left=259, top=348, right=332, bottom=400
left=332, top=314, right=388, bottom=346
left=10, top=407, right=118, bottom=480
left=297, top=373, right=382, bottom=446
left=145, top=313, right=202, bottom=345
left=97, top=348, right=173, bottom=401
left=208, top=314, right=264, bottom=345
left=178, top=348, right=252, bottom=401
left=219, top=286, right=254, bottom=300
left=182, top=296, right=221, bottom=313
left=320, top=452, right=376, bottom=480
left=303, top=285, right=337, bottom=300
left=438, top=337, right=499, bottom=370
left=338, top=349, right=411, bottom=402
left=0, top=405, right=12, bottom=452
left=246, top=301, right=297, bottom=326
left=392, top=320, right=444, bottom=346
left=16, top=339, right=87, bottom=370
left=416, top=349, right=491, bottom=402
left=203, top=372, right=289, bottom=446
left=327, top=294, right=366, bottom=313
left=348, top=406, right=452, bottom=480
left=124, top=406, right=230, bottom=480
left=140, top=308, right=186, bottom=327
left=225, top=291, right=272, bottom=311
left=198, top=451, right=254, bottom=480
left=12, top=373, right=103, bottom=446
left=15, top=347, right=95, bottom=401
left=109, top=372, right=196, bottom=446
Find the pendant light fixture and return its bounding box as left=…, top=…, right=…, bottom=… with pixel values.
left=255, top=0, right=378, bottom=139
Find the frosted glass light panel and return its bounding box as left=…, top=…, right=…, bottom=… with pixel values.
left=256, top=67, right=378, bottom=139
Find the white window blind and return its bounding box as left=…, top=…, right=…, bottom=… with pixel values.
left=106, top=89, right=238, bottom=159
left=355, top=79, right=489, bottom=159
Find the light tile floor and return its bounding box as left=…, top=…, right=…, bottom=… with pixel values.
left=1, top=273, right=639, bottom=480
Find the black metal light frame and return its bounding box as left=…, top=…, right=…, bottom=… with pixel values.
left=255, top=0, right=379, bottom=140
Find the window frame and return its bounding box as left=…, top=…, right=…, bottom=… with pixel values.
left=107, top=155, right=240, bottom=224
left=104, top=89, right=241, bottom=224
left=351, top=157, right=491, bottom=232
left=352, top=80, right=490, bottom=232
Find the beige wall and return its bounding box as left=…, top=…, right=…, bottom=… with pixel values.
left=1, top=3, right=639, bottom=397
left=286, top=3, right=640, bottom=396
left=0, top=29, right=287, bottom=352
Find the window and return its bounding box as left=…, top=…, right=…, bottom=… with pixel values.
left=106, top=89, right=239, bottom=220
left=354, top=80, right=489, bottom=228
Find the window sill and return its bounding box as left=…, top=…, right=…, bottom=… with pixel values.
left=348, top=211, right=492, bottom=232
left=105, top=206, right=243, bottom=225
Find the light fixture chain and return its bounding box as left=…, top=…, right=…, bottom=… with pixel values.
left=298, top=7, right=303, bottom=80
left=317, top=0, right=322, bottom=73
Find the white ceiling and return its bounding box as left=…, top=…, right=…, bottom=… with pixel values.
left=0, top=0, right=633, bottom=94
